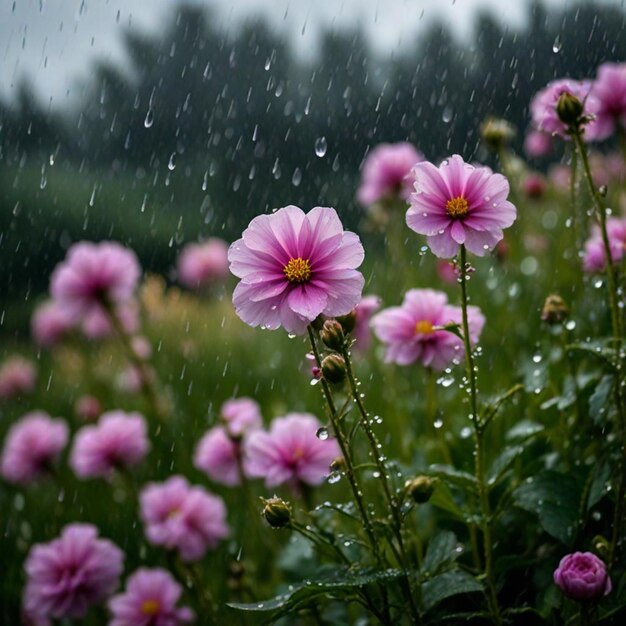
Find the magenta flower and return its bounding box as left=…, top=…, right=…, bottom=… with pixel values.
left=177, top=238, right=230, bottom=290
left=353, top=295, right=381, bottom=352
left=522, top=174, right=546, bottom=200
left=81, top=301, right=140, bottom=340
left=357, top=142, right=424, bottom=206
left=530, top=78, right=609, bottom=141
left=583, top=218, right=626, bottom=272
left=31, top=300, right=74, bottom=348
left=194, top=426, right=247, bottom=487
left=108, top=568, right=194, bottom=626
left=50, top=241, right=141, bottom=320
left=554, top=552, right=612, bottom=601
left=23, top=523, right=124, bottom=622
left=0, top=356, right=37, bottom=400
left=70, top=411, right=150, bottom=479
left=591, top=62, right=626, bottom=138
left=436, top=260, right=458, bottom=285
left=246, top=413, right=340, bottom=488
left=229, top=206, right=365, bottom=334
left=371, top=289, right=485, bottom=371
left=406, top=155, right=516, bottom=258
left=140, top=475, right=229, bottom=562
left=523, top=129, right=553, bottom=158
left=220, top=397, right=263, bottom=437
left=1, top=412, right=69, bottom=485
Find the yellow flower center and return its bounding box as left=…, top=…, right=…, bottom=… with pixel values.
left=415, top=320, right=434, bottom=335
left=141, top=600, right=160, bottom=616
left=445, top=196, right=469, bottom=219
left=283, top=257, right=312, bottom=283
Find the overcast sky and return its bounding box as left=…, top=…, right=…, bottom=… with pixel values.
left=0, top=0, right=617, bottom=106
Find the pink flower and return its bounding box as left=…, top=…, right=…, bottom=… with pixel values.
left=194, top=427, right=246, bottom=487
left=220, top=397, right=263, bottom=437
left=140, top=476, right=229, bottom=562
left=74, top=395, right=103, bottom=421
left=554, top=552, right=612, bottom=601
left=583, top=218, right=626, bottom=272
left=31, top=300, right=74, bottom=348
left=548, top=164, right=571, bottom=191
left=246, top=413, right=340, bottom=488
left=229, top=206, right=365, bottom=334
left=523, top=129, right=553, bottom=158
left=23, top=523, right=124, bottom=622
left=1, top=412, right=68, bottom=484
left=371, top=289, right=485, bottom=371
left=436, top=260, right=458, bottom=285
left=70, top=411, right=150, bottom=479
left=0, top=356, right=37, bottom=400
left=591, top=62, right=626, bottom=138
left=108, top=568, right=194, bottom=626
left=177, top=239, right=230, bottom=289
left=353, top=295, right=381, bottom=352
left=81, top=301, right=140, bottom=340
left=406, top=155, right=516, bottom=258
left=522, top=174, right=546, bottom=200
left=357, top=142, right=424, bottom=206
left=50, top=241, right=141, bottom=321
left=530, top=78, right=609, bottom=141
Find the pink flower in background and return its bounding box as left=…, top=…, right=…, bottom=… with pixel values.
left=31, top=300, right=74, bottom=347
left=116, top=365, right=144, bottom=394
left=81, top=301, right=140, bottom=340
left=591, top=62, right=626, bottom=137
left=357, top=142, right=424, bottom=206
left=131, top=336, right=153, bottom=360
left=23, top=524, right=124, bottom=622
left=108, top=568, right=194, bottom=626
left=50, top=241, right=141, bottom=320
left=140, top=476, right=229, bottom=562
left=177, top=238, right=230, bottom=289
left=371, top=289, right=485, bottom=371
left=194, top=427, right=247, bottom=487
left=583, top=217, right=626, bottom=272
left=406, top=155, right=516, bottom=258
left=353, top=295, right=381, bottom=352
left=0, top=356, right=37, bottom=400
left=548, top=164, right=571, bottom=191
left=523, top=129, right=553, bottom=158
left=530, top=78, right=609, bottom=141
left=1, top=412, right=68, bottom=484
left=75, top=395, right=103, bottom=421
left=70, top=411, right=150, bottom=479
left=246, top=413, right=340, bottom=487
left=436, top=260, right=458, bottom=285
left=522, top=174, right=546, bottom=200
left=229, top=205, right=365, bottom=334
left=220, top=397, right=262, bottom=437
left=554, top=552, right=612, bottom=601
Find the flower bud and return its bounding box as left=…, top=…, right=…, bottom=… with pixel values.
left=541, top=294, right=569, bottom=325
left=260, top=497, right=292, bottom=529
left=405, top=476, right=436, bottom=503
left=329, top=456, right=346, bottom=472
left=592, top=535, right=610, bottom=560
left=556, top=91, right=584, bottom=127
left=336, top=310, right=357, bottom=335
left=320, top=319, right=345, bottom=351
left=554, top=552, right=612, bottom=601
left=321, top=354, right=347, bottom=384
left=480, top=117, right=516, bottom=151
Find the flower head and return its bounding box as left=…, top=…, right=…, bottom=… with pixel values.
left=591, top=62, right=626, bottom=138
left=357, top=142, right=424, bottom=206
left=353, top=295, right=381, bottom=352
left=70, top=411, right=150, bottom=479
left=523, top=129, right=553, bottom=158
left=554, top=552, right=612, bottom=601
left=1, top=411, right=68, bottom=484
left=229, top=206, right=364, bottom=334
left=23, top=523, right=124, bottom=622
left=371, top=289, right=485, bottom=371
left=31, top=300, right=74, bottom=348
left=220, top=397, right=263, bottom=437
left=0, top=356, right=37, bottom=400
left=177, top=238, right=230, bottom=290
left=406, top=155, right=516, bottom=258
left=81, top=301, right=140, bottom=340
left=583, top=217, right=626, bottom=272
left=140, top=476, right=229, bottom=562
left=246, top=413, right=340, bottom=488
left=108, top=568, right=194, bottom=626
left=194, top=426, right=249, bottom=487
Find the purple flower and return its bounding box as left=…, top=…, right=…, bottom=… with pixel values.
left=583, top=218, right=626, bottom=272
left=194, top=426, right=249, bottom=487
left=523, top=129, right=553, bottom=158
left=371, top=289, right=485, bottom=371
left=70, top=411, right=150, bottom=479
left=177, top=238, right=230, bottom=290
left=406, top=155, right=516, bottom=258
left=108, top=568, right=194, bottom=626
left=229, top=206, right=365, bottom=334
left=23, top=523, right=124, bottom=622
left=1, top=412, right=69, bottom=485
left=246, top=413, right=340, bottom=488
left=0, top=356, right=37, bottom=400
left=357, top=142, right=424, bottom=206
left=353, top=295, right=381, bottom=352
left=81, top=301, right=140, bottom=340
left=591, top=62, right=626, bottom=138
left=220, top=397, right=263, bottom=437
left=31, top=300, right=74, bottom=348
left=140, top=475, right=229, bottom=562
left=554, top=552, right=612, bottom=601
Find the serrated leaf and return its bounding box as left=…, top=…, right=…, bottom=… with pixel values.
left=421, top=531, right=459, bottom=575
left=421, top=569, right=483, bottom=612
left=589, top=375, right=614, bottom=425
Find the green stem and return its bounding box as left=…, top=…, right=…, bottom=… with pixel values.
left=569, top=145, right=584, bottom=253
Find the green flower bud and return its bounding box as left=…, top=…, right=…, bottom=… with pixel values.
left=261, top=497, right=292, bottom=529
left=405, top=476, right=436, bottom=503
left=480, top=117, right=516, bottom=151
left=320, top=319, right=345, bottom=351
left=556, top=92, right=584, bottom=127
left=321, top=354, right=347, bottom=384
left=336, top=310, right=357, bottom=335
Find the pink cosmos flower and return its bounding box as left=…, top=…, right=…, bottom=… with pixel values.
left=523, top=129, right=553, bottom=158
left=220, top=397, right=263, bottom=437
left=23, top=523, right=124, bottom=622
left=31, top=300, right=74, bottom=348
left=371, top=289, right=485, bottom=371
left=177, top=238, right=230, bottom=290
left=50, top=241, right=141, bottom=321
left=353, top=295, right=381, bottom=352
left=108, top=568, right=194, bottom=626
left=0, top=356, right=37, bottom=400
left=229, top=206, right=365, bottom=334
left=529, top=78, right=609, bottom=141
left=1, top=412, right=68, bottom=484
left=140, top=475, right=229, bottom=562
left=554, top=552, right=612, bottom=601
left=194, top=426, right=248, bottom=487
left=591, top=62, right=626, bottom=138
left=246, top=413, right=340, bottom=488
left=70, top=411, right=150, bottom=479
left=583, top=217, right=626, bottom=272
left=357, top=142, right=424, bottom=206
left=406, top=155, right=516, bottom=258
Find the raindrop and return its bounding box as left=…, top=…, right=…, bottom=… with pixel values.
left=291, top=167, right=302, bottom=187
left=168, top=152, right=176, bottom=171
left=433, top=418, right=443, bottom=429
left=442, top=106, right=453, bottom=123
left=552, top=36, right=562, bottom=53
left=316, top=427, right=329, bottom=440
left=144, top=109, right=154, bottom=128
left=314, top=137, right=327, bottom=157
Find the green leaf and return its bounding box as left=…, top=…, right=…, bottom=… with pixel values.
left=428, top=481, right=471, bottom=521
left=506, top=419, right=544, bottom=442
left=487, top=445, right=524, bottom=486
left=589, top=375, right=614, bottom=425
left=421, top=569, right=483, bottom=613
left=421, top=531, right=459, bottom=576
left=427, top=464, right=478, bottom=492
left=587, top=460, right=611, bottom=510
left=567, top=341, right=617, bottom=368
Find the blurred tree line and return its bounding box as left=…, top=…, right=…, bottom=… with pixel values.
left=1, top=0, right=626, bottom=320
